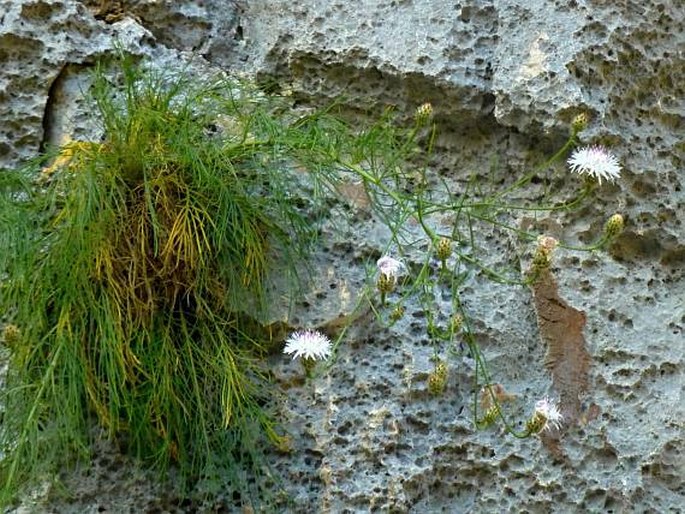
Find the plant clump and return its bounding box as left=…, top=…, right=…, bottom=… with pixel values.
left=0, top=56, right=392, bottom=506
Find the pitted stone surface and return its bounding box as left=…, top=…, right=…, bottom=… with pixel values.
left=0, top=0, right=241, bottom=170
left=1, top=0, right=683, bottom=512
left=232, top=1, right=685, bottom=511
left=0, top=1, right=140, bottom=169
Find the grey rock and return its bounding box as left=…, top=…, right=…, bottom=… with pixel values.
left=234, top=1, right=685, bottom=512
left=1, top=0, right=684, bottom=512
left=0, top=0, right=240, bottom=170
left=0, top=0, right=144, bottom=168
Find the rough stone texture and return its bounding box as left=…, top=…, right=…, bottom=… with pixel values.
left=221, top=2, right=685, bottom=510
left=2, top=0, right=684, bottom=512
left=1, top=0, right=134, bottom=168
left=0, top=0, right=241, bottom=170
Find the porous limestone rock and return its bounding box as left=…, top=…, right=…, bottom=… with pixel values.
left=1, top=0, right=683, bottom=512
left=234, top=2, right=685, bottom=511
left=0, top=0, right=241, bottom=170
left=0, top=0, right=138, bottom=168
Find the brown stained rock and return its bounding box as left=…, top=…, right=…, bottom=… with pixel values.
left=530, top=269, right=591, bottom=426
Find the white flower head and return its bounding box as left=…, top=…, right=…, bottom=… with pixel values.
left=567, top=145, right=621, bottom=184
left=534, top=397, right=564, bottom=432
left=283, top=329, right=332, bottom=361
left=377, top=255, right=404, bottom=279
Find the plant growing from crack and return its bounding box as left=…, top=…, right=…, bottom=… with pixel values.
left=0, top=54, right=422, bottom=508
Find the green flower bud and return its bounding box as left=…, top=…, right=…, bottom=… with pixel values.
left=571, top=112, right=589, bottom=134
left=2, top=324, right=20, bottom=348
left=428, top=360, right=448, bottom=396
left=435, top=237, right=452, bottom=263
left=604, top=213, right=624, bottom=239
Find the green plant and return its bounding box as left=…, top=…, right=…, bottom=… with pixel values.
left=0, top=56, right=403, bottom=507
left=1, top=51, right=625, bottom=508
left=350, top=108, right=624, bottom=437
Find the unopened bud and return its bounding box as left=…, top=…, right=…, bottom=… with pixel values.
left=604, top=213, right=624, bottom=239
left=2, top=324, right=20, bottom=348
left=390, top=305, right=406, bottom=322
left=435, top=237, right=452, bottom=263
left=450, top=314, right=463, bottom=333
left=428, top=360, right=448, bottom=395
left=571, top=112, right=590, bottom=134
left=481, top=404, right=501, bottom=427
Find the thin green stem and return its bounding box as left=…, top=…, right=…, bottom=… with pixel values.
left=3, top=337, right=63, bottom=497
left=493, top=134, right=577, bottom=201
left=457, top=306, right=530, bottom=438
left=559, top=234, right=611, bottom=252
left=454, top=251, right=530, bottom=286
left=451, top=182, right=592, bottom=213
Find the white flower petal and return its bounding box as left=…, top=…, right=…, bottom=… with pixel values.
left=534, top=397, right=564, bottom=431
left=568, top=146, right=621, bottom=184
left=283, top=329, right=332, bottom=361
left=377, top=255, right=404, bottom=278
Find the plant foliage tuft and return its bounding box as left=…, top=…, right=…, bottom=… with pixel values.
left=0, top=56, right=375, bottom=506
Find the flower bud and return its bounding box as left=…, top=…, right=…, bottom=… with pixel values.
left=450, top=314, right=463, bottom=333
left=377, top=273, right=396, bottom=295
left=604, top=213, right=624, bottom=240
left=525, top=397, right=563, bottom=435
left=390, top=305, right=405, bottom=322
left=2, top=324, right=20, bottom=348
left=435, top=237, right=452, bottom=263
left=480, top=404, right=501, bottom=427
left=528, top=236, right=558, bottom=278
left=537, top=235, right=558, bottom=254
left=428, top=360, right=448, bottom=396
left=571, top=112, right=589, bottom=134
left=525, top=411, right=548, bottom=435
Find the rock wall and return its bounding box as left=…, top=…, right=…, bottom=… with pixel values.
left=1, top=0, right=683, bottom=512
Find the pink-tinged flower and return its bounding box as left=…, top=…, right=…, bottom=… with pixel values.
left=534, top=397, right=564, bottom=432
left=377, top=256, right=404, bottom=279
left=536, top=235, right=558, bottom=254
left=567, top=146, right=621, bottom=184
left=283, top=329, right=332, bottom=361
